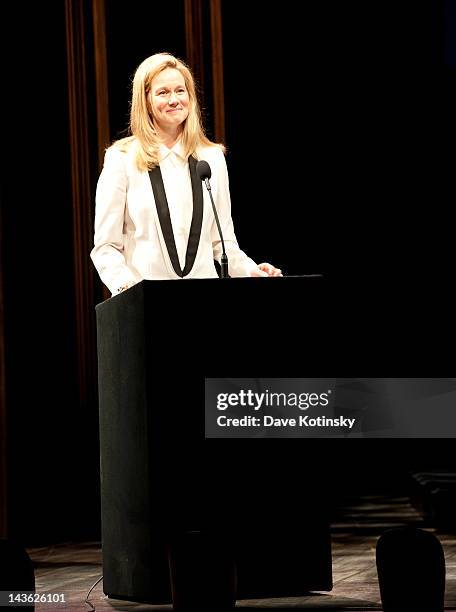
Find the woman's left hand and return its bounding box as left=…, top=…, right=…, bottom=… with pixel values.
left=250, top=262, right=283, bottom=277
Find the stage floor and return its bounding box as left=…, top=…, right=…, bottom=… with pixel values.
left=28, top=493, right=456, bottom=611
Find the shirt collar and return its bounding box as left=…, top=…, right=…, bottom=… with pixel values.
left=159, top=139, right=186, bottom=163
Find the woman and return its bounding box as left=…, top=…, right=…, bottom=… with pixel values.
left=91, top=52, right=282, bottom=295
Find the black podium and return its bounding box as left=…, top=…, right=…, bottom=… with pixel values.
left=96, top=277, right=333, bottom=604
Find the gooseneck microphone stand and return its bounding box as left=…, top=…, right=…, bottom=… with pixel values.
left=196, top=160, right=229, bottom=278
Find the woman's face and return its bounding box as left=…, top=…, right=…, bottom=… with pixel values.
left=149, top=68, right=189, bottom=134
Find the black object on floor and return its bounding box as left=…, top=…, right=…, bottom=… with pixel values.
left=410, top=470, right=456, bottom=531
left=0, top=538, right=35, bottom=611
left=168, top=531, right=237, bottom=611
left=376, top=527, right=445, bottom=612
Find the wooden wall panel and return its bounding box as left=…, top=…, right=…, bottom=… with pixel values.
left=65, top=0, right=97, bottom=406
left=0, top=205, right=7, bottom=538
left=209, top=0, right=225, bottom=143
left=184, top=0, right=205, bottom=94
left=92, top=0, right=111, bottom=170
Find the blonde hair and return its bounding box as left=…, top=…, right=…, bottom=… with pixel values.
left=113, top=52, right=223, bottom=170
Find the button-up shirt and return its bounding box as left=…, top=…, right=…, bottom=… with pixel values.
left=158, top=141, right=192, bottom=270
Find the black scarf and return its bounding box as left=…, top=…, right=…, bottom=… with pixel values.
left=148, top=155, right=203, bottom=277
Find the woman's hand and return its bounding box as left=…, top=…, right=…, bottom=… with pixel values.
left=250, top=262, right=283, bottom=277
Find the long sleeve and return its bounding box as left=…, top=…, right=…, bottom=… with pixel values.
left=211, top=150, right=258, bottom=277
left=90, top=148, right=138, bottom=295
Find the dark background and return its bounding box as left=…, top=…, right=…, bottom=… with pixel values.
left=1, top=0, right=455, bottom=544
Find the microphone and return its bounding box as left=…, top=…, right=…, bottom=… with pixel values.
left=196, top=160, right=229, bottom=278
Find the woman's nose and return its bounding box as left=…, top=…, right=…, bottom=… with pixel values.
left=168, top=92, right=178, bottom=105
